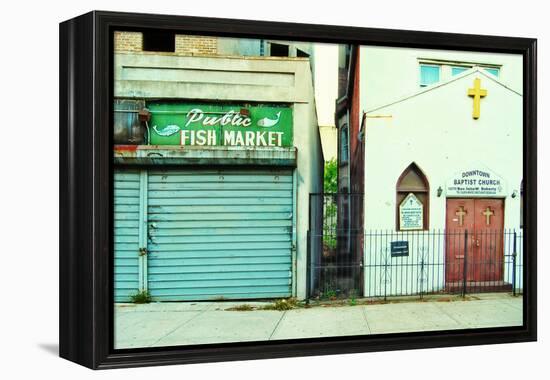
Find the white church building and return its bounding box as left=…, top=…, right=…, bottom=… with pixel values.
left=349, top=47, right=524, bottom=297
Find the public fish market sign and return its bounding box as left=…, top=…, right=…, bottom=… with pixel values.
left=148, top=102, right=293, bottom=147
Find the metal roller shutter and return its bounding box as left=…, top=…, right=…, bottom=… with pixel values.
left=147, top=169, right=293, bottom=301
left=114, top=170, right=141, bottom=302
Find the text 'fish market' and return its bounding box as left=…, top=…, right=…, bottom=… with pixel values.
left=152, top=106, right=290, bottom=147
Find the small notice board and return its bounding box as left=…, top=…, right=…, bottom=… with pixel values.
left=399, top=193, right=424, bottom=230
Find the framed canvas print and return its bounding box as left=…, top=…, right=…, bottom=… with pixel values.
left=59, top=11, right=537, bottom=369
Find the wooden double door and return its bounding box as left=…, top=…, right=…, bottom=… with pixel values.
left=445, top=198, right=505, bottom=285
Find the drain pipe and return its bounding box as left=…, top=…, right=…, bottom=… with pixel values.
left=292, top=169, right=298, bottom=297
left=138, top=108, right=151, bottom=144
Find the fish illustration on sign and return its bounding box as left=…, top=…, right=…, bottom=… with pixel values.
left=153, top=124, right=180, bottom=137
left=257, top=111, right=281, bottom=127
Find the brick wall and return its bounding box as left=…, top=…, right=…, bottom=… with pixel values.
left=175, top=35, right=217, bottom=55
left=114, top=31, right=143, bottom=52
left=114, top=31, right=218, bottom=55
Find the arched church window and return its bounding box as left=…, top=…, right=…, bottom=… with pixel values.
left=396, top=163, right=429, bottom=230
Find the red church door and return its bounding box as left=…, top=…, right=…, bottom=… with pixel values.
left=445, top=199, right=505, bottom=291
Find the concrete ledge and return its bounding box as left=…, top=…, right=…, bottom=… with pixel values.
left=114, top=145, right=297, bottom=167
left=115, top=80, right=297, bottom=103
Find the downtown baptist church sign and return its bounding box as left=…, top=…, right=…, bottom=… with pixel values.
left=147, top=102, right=293, bottom=147
left=446, top=165, right=507, bottom=198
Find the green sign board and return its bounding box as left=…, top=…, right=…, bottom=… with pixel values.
left=147, top=102, right=293, bottom=147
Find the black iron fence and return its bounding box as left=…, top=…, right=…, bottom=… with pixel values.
left=363, top=229, right=523, bottom=300
left=307, top=193, right=364, bottom=299
left=307, top=227, right=523, bottom=300
left=307, top=231, right=364, bottom=300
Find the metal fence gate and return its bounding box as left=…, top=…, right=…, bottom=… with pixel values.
left=306, top=193, right=523, bottom=300
left=307, top=193, right=364, bottom=299
left=363, top=229, right=523, bottom=300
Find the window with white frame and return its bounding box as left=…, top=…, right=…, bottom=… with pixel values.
left=419, top=61, right=501, bottom=87
left=452, top=65, right=499, bottom=78
left=483, top=67, right=500, bottom=77
left=420, top=64, right=440, bottom=87
left=451, top=66, right=469, bottom=76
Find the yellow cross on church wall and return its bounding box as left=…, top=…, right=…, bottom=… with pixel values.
left=467, top=78, right=487, bottom=119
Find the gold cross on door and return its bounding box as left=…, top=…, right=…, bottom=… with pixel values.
left=455, top=206, right=467, bottom=226
left=482, top=207, right=494, bottom=226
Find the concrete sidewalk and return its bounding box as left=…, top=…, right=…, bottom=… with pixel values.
left=114, top=293, right=523, bottom=349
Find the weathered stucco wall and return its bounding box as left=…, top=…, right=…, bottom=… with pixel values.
left=360, top=65, right=523, bottom=296
left=115, top=53, right=311, bottom=103
left=360, top=46, right=523, bottom=112
left=362, top=69, right=522, bottom=231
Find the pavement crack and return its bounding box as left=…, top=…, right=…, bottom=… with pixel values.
left=361, top=306, right=372, bottom=334
left=431, top=302, right=469, bottom=328
left=268, top=311, right=287, bottom=340
left=148, top=307, right=211, bottom=347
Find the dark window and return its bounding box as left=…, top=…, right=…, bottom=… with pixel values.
left=270, top=43, right=289, bottom=57
left=297, top=49, right=310, bottom=58
left=396, top=163, right=429, bottom=230
left=143, top=30, right=175, bottom=52
left=340, top=125, right=349, bottom=164
left=339, top=187, right=351, bottom=253
left=113, top=99, right=147, bottom=145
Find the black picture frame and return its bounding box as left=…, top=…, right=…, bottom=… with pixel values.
left=59, top=10, right=537, bottom=369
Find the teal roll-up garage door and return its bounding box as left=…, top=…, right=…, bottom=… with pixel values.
left=147, top=169, right=293, bottom=301
left=114, top=170, right=141, bottom=302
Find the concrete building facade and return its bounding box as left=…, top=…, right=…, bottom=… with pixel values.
left=338, top=46, right=523, bottom=297
left=113, top=32, right=323, bottom=302
left=313, top=44, right=339, bottom=161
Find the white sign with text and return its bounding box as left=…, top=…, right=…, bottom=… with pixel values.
left=399, top=193, right=424, bottom=230
left=446, top=166, right=507, bottom=197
